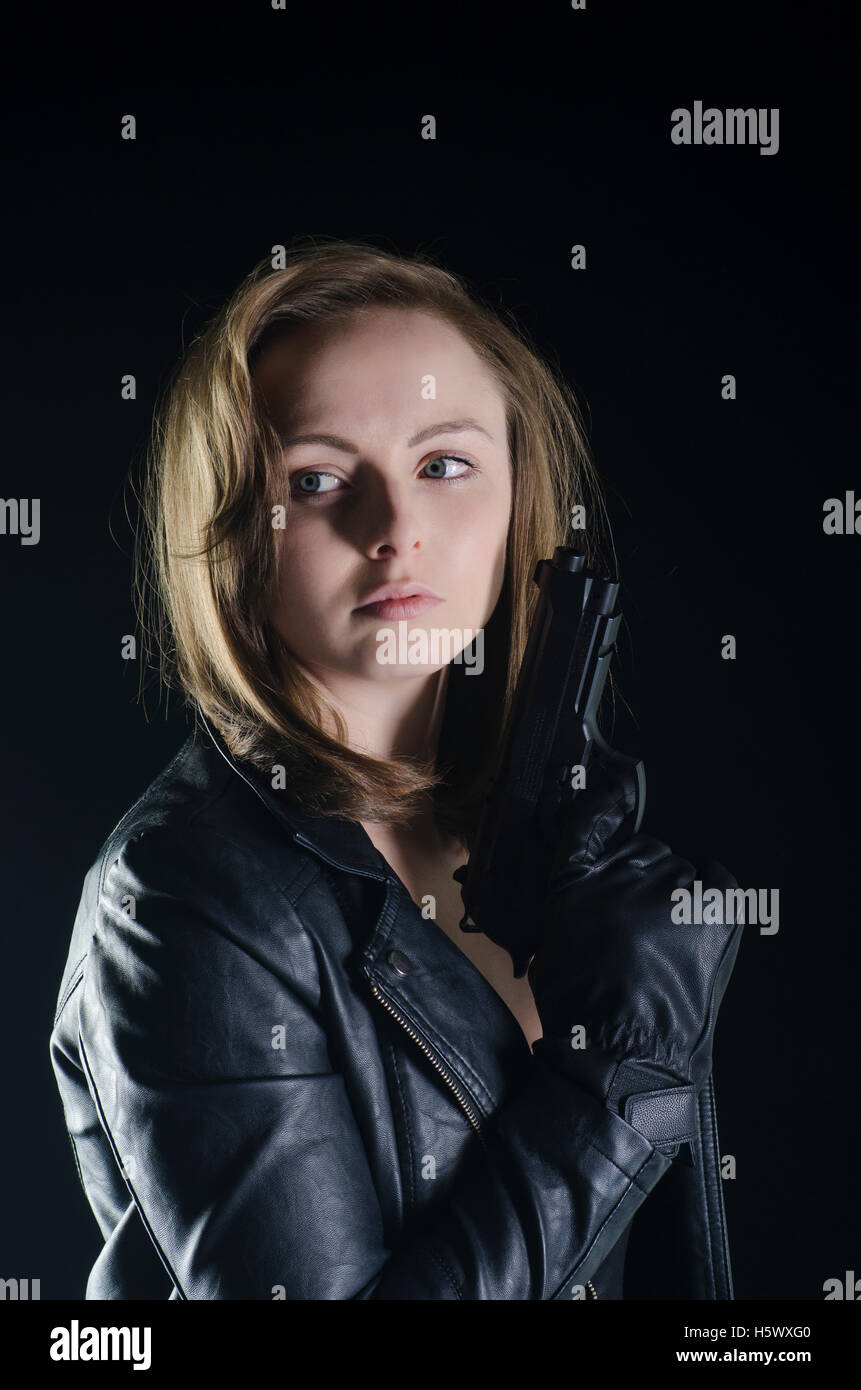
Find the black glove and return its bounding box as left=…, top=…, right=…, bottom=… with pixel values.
left=528, top=751, right=744, bottom=1156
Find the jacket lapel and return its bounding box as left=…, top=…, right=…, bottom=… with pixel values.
left=196, top=712, right=533, bottom=1119
left=360, top=875, right=534, bottom=1118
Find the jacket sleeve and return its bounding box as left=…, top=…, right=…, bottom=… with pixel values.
left=79, top=823, right=671, bottom=1301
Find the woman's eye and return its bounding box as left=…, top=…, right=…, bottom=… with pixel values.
left=421, top=453, right=473, bottom=480
left=290, top=454, right=473, bottom=499
left=290, top=470, right=343, bottom=497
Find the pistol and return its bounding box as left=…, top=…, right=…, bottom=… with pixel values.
left=453, top=544, right=646, bottom=979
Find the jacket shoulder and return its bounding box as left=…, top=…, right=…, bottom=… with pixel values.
left=98, top=730, right=318, bottom=896
left=51, top=730, right=323, bottom=1030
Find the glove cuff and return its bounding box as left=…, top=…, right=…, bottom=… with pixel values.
left=533, top=1039, right=698, bottom=1158
left=610, top=1062, right=698, bottom=1157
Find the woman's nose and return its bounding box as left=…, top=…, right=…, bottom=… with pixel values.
left=360, top=480, right=424, bottom=558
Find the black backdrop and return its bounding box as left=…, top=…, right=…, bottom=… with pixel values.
left=2, top=0, right=857, bottom=1302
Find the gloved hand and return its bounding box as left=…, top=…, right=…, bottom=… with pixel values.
left=528, top=750, right=744, bottom=1155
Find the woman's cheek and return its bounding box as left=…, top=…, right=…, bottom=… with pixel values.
left=279, top=531, right=332, bottom=605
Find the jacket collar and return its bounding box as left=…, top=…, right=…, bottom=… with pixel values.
left=196, top=708, right=396, bottom=884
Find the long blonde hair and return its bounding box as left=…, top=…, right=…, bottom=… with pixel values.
left=132, top=236, right=613, bottom=845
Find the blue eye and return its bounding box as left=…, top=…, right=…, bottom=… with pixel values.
left=291, top=471, right=343, bottom=496
left=289, top=454, right=474, bottom=500
left=422, top=453, right=473, bottom=480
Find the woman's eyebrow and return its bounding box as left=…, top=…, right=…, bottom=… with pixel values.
left=279, top=418, right=495, bottom=452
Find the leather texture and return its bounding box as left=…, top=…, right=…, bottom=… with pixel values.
left=49, top=713, right=735, bottom=1300
left=526, top=749, right=745, bottom=1170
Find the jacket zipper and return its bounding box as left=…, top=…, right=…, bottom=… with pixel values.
left=369, top=981, right=598, bottom=1300
left=370, top=981, right=487, bottom=1152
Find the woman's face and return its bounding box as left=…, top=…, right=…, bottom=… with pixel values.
left=254, top=306, right=513, bottom=691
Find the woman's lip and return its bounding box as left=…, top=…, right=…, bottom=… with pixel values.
left=354, top=595, right=444, bottom=619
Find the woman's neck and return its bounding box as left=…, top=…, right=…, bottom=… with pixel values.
left=303, top=662, right=451, bottom=763
left=360, top=801, right=466, bottom=872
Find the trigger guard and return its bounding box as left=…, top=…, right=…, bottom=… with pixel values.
left=586, top=727, right=646, bottom=834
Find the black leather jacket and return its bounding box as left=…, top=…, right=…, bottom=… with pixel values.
left=50, top=713, right=734, bottom=1300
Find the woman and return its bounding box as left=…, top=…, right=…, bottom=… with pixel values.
left=49, top=239, right=743, bottom=1300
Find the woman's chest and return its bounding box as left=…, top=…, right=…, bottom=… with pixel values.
left=390, top=850, right=544, bottom=1052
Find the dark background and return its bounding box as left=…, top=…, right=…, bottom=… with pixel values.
left=2, top=0, right=856, bottom=1300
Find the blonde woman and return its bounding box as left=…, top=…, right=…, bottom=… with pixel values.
left=50, top=239, right=743, bottom=1300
